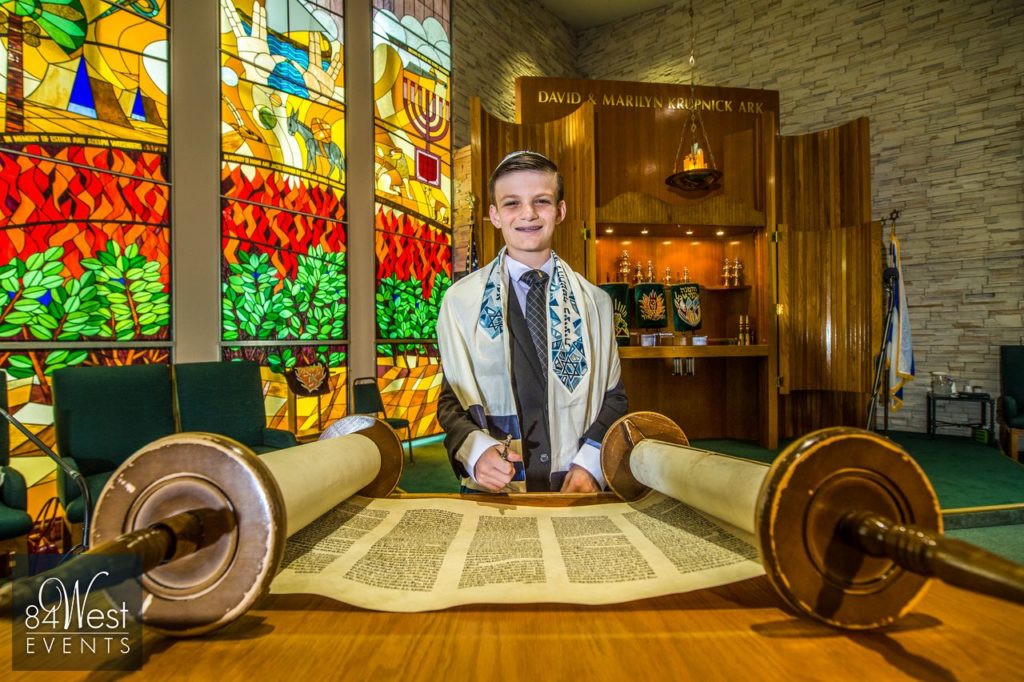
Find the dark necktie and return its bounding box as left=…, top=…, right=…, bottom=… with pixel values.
left=520, top=269, right=549, bottom=374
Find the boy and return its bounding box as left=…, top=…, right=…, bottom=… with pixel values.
left=437, top=151, right=627, bottom=492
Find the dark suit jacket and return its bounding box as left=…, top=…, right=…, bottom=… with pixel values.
left=437, top=284, right=628, bottom=491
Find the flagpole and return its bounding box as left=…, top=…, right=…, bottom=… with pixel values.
left=868, top=262, right=898, bottom=431
left=883, top=228, right=892, bottom=433
left=867, top=213, right=900, bottom=432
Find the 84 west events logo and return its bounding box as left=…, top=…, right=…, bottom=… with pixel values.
left=10, top=554, right=142, bottom=671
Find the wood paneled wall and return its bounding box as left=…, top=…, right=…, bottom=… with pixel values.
left=776, top=117, right=881, bottom=433
left=470, top=98, right=595, bottom=275
left=516, top=78, right=778, bottom=227
left=452, top=146, right=473, bottom=275
left=621, top=357, right=763, bottom=442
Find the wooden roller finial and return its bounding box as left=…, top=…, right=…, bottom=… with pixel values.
left=755, top=427, right=941, bottom=629
left=0, top=418, right=406, bottom=637
left=90, top=433, right=288, bottom=636
left=602, top=412, right=1024, bottom=630
left=601, top=412, right=688, bottom=501
left=85, top=419, right=405, bottom=635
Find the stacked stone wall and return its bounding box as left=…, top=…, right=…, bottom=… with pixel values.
left=452, top=0, right=579, bottom=148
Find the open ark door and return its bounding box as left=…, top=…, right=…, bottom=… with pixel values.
left=776, top=117, right=882, bottom=436
left=470, top=97, right=596, bottom=277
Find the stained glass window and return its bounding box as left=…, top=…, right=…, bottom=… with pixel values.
left=0, top=0, right=171, bottom=453
left=373, top=1, right=451, bottom=437
left=220, top=0, right=346, bottom=435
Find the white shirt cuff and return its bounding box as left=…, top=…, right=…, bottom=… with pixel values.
left=571, top=440, right=605, bottom=490
left=457, top=430, right=502, bottom=485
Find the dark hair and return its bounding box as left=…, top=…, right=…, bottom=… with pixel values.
left=488, top=150, right=564, bottom=205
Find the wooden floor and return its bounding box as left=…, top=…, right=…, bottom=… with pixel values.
left=2, top=577, right=1021, bottom=680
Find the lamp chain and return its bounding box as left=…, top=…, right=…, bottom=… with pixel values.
left=669, top=0, right=720, bottom=183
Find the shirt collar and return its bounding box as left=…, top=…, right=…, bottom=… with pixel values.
left=505, top=252, right=554, bottom=282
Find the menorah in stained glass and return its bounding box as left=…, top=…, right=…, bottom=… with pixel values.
left=402, top=77, right=450, bottom=143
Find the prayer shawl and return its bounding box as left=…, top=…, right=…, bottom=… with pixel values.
left=438, top=249, right=621, bottom=491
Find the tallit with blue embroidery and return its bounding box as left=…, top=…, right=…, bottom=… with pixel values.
left=437, top=248, right=620, bottom=491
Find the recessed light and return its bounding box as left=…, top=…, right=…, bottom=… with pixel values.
left=716, top=230, right=725, bottom=236
left=662, top=241, right=672, bottom=245
left=641, top=228, right=649, bottom=235
left=685, top=230, right=694, bottom=235
left=605, top=227, right=613, bottom=234
left=622, top=241, right=632, bottom=245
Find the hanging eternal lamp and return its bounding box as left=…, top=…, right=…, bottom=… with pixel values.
left=666, top=2, right=722, bottom=191
left=665, top=103, right=722, bottom=191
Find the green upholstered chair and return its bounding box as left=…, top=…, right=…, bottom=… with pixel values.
left=999, top=346, right=1024, bottom=461
left=52, top=363, right=177, bottom=524
left=0, top=371, right=33, bottom=546
left=174, top=360, right=297, bottom=454
left=352, top=376, right=413, bottom=463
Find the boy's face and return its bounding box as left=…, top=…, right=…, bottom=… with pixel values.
left=488, top=169, right=566, bottom=266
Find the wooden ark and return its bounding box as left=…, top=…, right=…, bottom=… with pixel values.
left=462, top=77, right=880, bottom=445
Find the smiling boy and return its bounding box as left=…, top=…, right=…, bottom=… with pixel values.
left=437, top=151, right=628, bottom=492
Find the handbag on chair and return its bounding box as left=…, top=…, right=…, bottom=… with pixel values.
left=27, top=497, right=67, bottom=571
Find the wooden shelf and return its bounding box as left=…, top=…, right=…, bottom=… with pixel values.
left=596, top=223, right=762, bottom=238
left=618, top=345, right=769, bottom=359
left=600, top=283, right=751, bottom=291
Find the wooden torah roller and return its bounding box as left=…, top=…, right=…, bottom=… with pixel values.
left=601, top=411, right=1024, bottom=630
left=1, top=417, right=403, bottom=637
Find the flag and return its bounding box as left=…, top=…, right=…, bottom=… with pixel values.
left=887, top=225, right=915, bottom=409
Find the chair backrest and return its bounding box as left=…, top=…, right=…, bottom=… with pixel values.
left=52, top=363, right=176, bottom=475
left=351, top=377, right=385, bottom=416
left=175, top=360, right=267, bottom=447
left=1001, top=346, right=1024, bottom=404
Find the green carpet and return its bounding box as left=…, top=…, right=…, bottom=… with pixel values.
left=947, top=525, right=1024, bottom=563
left=886, top=432, right=1024, bottom=509
left=397, top=437, right=460, bottom=493
left=695, top=432, right=1024, bottom=511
